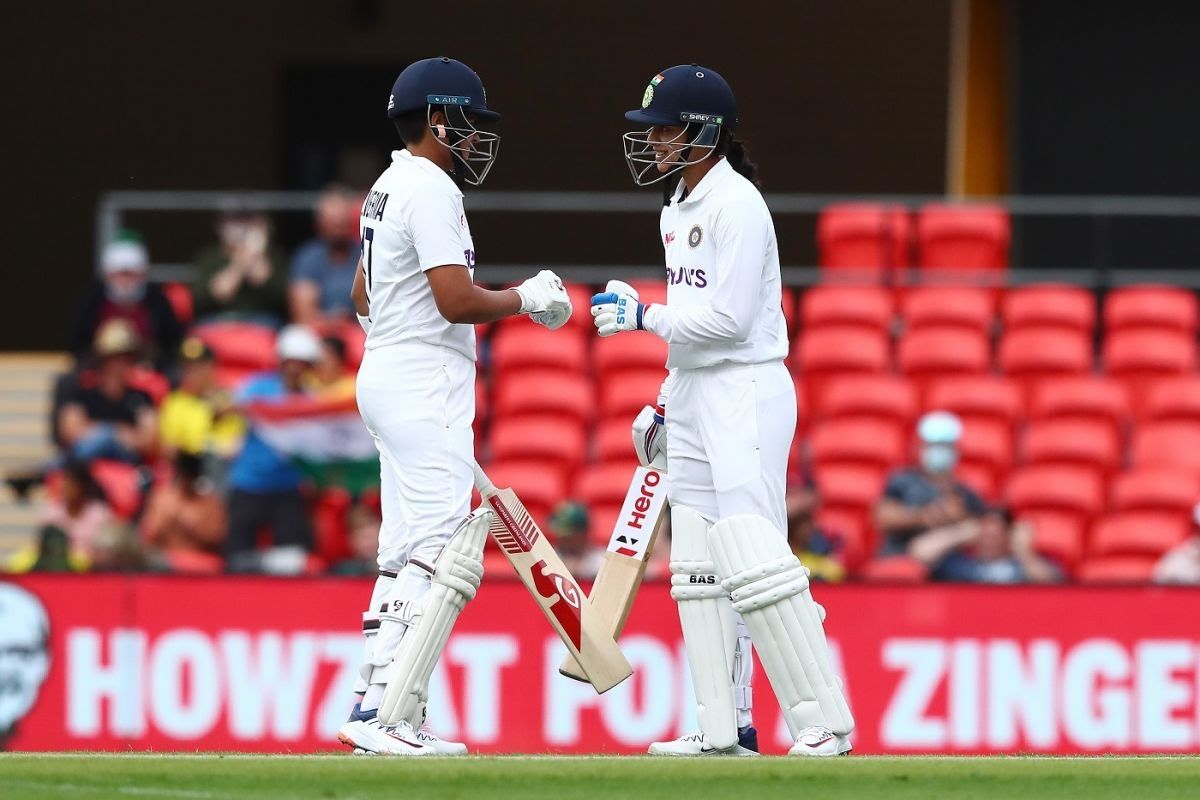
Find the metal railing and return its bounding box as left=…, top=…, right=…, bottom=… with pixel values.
left=97, top=190, right=1200, bottom=287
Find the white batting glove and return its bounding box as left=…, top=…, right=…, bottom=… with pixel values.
left=591, top=280, right=644, bottom=337
left=513, top=270, right=572, bottom=328
left=631, top=404, right=666, bottom=468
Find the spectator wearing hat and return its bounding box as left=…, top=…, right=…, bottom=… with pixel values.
left=56, top=319, right=158, bottom=465
left=288, top=185, right=362, bottom=325
left=158, top=338, right=243, bottom=463
left=70, top=237, right=183, bottom=367
left=191, top=206, right=287, bottom=325
left=223, top=325, right=320, bottom=570
left=909, top=506, right=1060, bottom=584
left=550, top=502, right=603, bottom=580
left=874, top=411, right=987, bottom=555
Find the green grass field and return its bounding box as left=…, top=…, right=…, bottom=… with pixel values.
left=3, top=755, right=1200, bottom=800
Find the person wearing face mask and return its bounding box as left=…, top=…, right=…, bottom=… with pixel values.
left=874, top=410, right=987, bottom=555
left=70, top=237, right=184, bottom=368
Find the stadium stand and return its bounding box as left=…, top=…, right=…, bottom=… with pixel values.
left=900, top=286, right=994, bottom=334
left=1002, top=284, right=1096, bottom=334
left=815, top=202, right=910, bottom=283
left=800, top=285, right=894, bottom=333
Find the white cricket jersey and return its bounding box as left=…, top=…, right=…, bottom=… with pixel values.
left=641, top=157, right=789, bottom=370
left=360, top=149, right=477, bottom=361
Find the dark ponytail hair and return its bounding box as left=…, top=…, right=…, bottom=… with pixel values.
left=716, top=130, right=761, bottom=188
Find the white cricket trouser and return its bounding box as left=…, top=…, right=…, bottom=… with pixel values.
left=665, top=360, right=795, bottom=532
left=356, top=342, right=476, bottom=571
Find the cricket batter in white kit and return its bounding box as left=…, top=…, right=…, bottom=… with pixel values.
left=337, top=57, right=573, bottom=756
left=593, top=64, right=854, bottom=756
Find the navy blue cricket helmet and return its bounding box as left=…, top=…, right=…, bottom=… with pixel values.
left=387, top=57, right=501, bottom=185
left=623, top=64, right=738, bottom=186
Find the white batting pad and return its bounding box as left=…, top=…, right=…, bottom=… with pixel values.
left=378, top=509, right=489, bottom=726
left=669, top=505, right=738, bottom=750
left=709, top=514, right=855, bottom=738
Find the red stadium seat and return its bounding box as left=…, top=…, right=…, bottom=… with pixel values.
left=489, top=417, right=587, bottom=471
left=1131, top=422, right=1200, bottom=473
left=482, top=460, right=569, bottom=527
left=897, top=327, right=990, bottom=397
left=489, top=325, right=589, bottom=374
left=1025, top=512, right=1085, bottom=574
left=586, top=504, right=623, bottom=548
left=816, top=375, right=918, bottom=428
left=1089, top=512, right=1190, bottom=559
left=1027, top=376, right=1130, bottom=444
left=955, top=462, right=997, bottom=502
left=312, top=487, right=353, bottom=565
left=924, top=375, right=1023, bottom=431
left=161, top=282, right=194, bottom=326
left=475, top=380, right=488, bottom=434
left=958, top=418, right=1014, bottom=486
left=781, top=286, right=799, bottom=339
left=1008, top=465, right=1104, bottom=532
left=1002, top=285, right=1095, bottom=334
left=800, top=286, right=894, bottom=334
left=814, top=509, right=867, bottom=572
left=90, top=460, right=144, bottom=521
left=1104, top=286, right=1199, bottom=334
left=813, top=464, right=888, bottom=553
left=599, top=370, right=668, bottom=421
left=901, top=286, right=994, bottom=334
left=1142, top=377, right=1200, bottom=424
left=1023, top=418, right=1121, bottom=477
left=193, top=321, right=278, bottom=370
left=128, top=366, right=170, bottom=405
left=914, top=203, right=1010, bottom=279
left=593, top=332, right=668, bottom=377
left=1110, top=468, right=1200, bottom=518
left=859, top=556, right=928, bottom=583
left=816, top=203, right=911, bottom=282
left=793, top=326, right=891, bottom=407
left=492, top=370, right=592, bottom=428
left=998, top=327, right=1092, bottom=401
left=594, top=417, right=638, bottom=465
left=810, top=418, right=906, bottom=472
left=1104, top=329, right=1196, bottom=411
left=1076, top=556, right=1158, bottom=584
left=575, top=462, right=636, bottom=508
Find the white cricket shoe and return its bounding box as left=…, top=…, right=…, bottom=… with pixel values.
left=413, top=726, right=468, bottom=755
left=337, top=718, right=437, bottom=756
left=788, top=726, right=852, bottom=757
left=648, top=730, right=759, bottom=757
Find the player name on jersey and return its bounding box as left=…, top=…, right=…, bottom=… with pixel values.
left=361, top=189, right=389, bottom=221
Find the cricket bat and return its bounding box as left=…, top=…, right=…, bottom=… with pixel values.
left=559, top=463, right=669, bottom=683
left=472, top=462, right=633, bottom=694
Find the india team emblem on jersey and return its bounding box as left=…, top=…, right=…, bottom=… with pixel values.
left=688, top=224, right=703, bottom=248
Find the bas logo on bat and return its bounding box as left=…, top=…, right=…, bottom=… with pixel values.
left=530, top=560, right=583, bottom=649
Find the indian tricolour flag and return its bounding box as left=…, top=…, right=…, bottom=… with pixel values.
left=244, top=395, right=379, bottom=493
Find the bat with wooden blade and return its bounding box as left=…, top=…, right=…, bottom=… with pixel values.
left=472, top=462, right=632, bottom=693
left=560, top=462, right=668, bottom=684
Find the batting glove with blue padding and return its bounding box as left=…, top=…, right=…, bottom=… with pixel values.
left=591, top=280, right=645, bottom=337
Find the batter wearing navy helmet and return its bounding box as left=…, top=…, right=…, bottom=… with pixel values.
left=592, top=65, right=855, bottom=756
left=339, top=57, right=573, bottom=756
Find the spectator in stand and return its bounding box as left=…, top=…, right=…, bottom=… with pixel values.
left=288, top=185, right=362, bottom=325
left=142, top=453, right=227, bottom=571
left=4, top=461, right=113, bottom=572
left=875, top=411, right=986, bottom=555
left=224, top=325, right=320, bottom=572
left=1154, top=503, right=1200, bottom=584
left=908, top=506, right=1060, bottom=583
left=191, top=204, right=287, bottom=325
left=786, top=475, right=846, bottom=583
left=312, top=335, right=356, bottom=399
left=552, top=502, right=603, bottom=580
left=329, top=506, right=383, bottom=576
left=158, top=338, right=243, bottom=463
left=70, top=236, right=183, bottom=368
left=57, top=320, right=157, bottom=465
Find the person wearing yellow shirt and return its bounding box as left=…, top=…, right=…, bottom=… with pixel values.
left=159, top=338, right=244, bottom=460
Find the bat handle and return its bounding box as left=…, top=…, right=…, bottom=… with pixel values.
left=471, top=460, right=496, bottom=496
